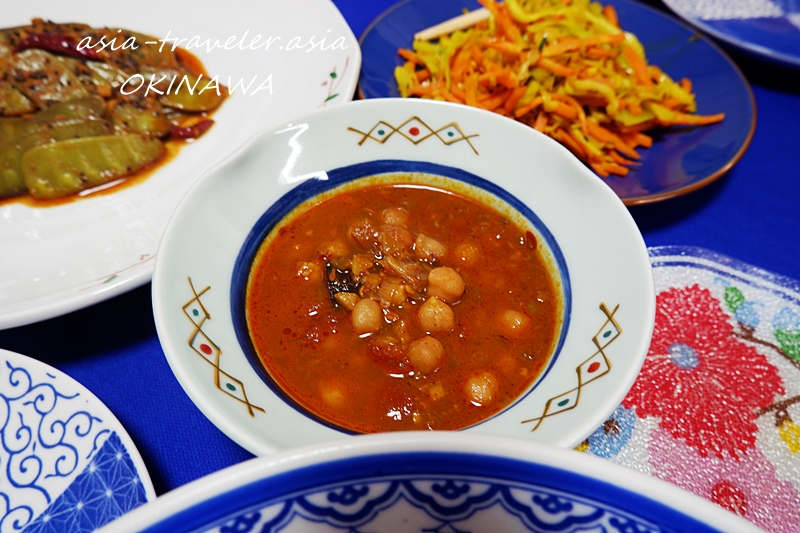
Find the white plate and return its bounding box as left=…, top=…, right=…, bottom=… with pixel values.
left=0, top=0, right=360, bottom=330
left=151, top=98, right=655, bottom=454
left=0, top=348, right=155, bottom=531
left=98, top=432, right=763, bottom=533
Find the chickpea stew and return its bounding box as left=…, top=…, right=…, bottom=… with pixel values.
left=242, top=175, right=564, bottom=433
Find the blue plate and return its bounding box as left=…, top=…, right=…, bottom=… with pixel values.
left=358, top=0, right=756, bottom=206
left=663, top=0, right=800, bottom=69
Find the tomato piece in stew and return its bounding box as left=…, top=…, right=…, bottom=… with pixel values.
left=246, top=183, right=561, bottom=432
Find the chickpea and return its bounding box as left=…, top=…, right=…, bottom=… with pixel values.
left=417, top=297, right=455, bottom=332
left=464, top=371, right=498, bottom=406
left=317, top=239, right=348, bottom=259
left=497, top=309, right=531, bottom=337
left=415, top=234, right=447, bottom=262
left=427, top=267, right=465, bottom=303
left=295, top=261, right=323, bottom=283
left=408, top=336, right=445, bottom=372
left=454, top=243, right=481, bottom=266
left=429, top=382, right=446, bottom=400
left=352, top=298, right=383, bottom=334
left=321, top=334, right=344, bottom=352
left=320, top=382, right=346, bottom=408
left=381, top=207, right=410, bottom=226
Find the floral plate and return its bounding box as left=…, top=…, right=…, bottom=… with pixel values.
left=0, top=0, right=360, bottom=330
left=98, top=432, right=762, bottom=533
left=151, top=97, right=655, bottom=454
left=581, top=246, right=800, bottom=533
left=0, top=348, right=155, bottom=532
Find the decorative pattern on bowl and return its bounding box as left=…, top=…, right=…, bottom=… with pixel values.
left=183, top=278, right=264, bottom=417
left=348, top=117, right=479, bottom=153
left=524, top=302, right=620, bottom=431
left=96, top=433, right=764, bottom=533
left=206, top=471, right=668, bottom=533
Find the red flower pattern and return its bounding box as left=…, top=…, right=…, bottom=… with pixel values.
left=623, top=285, right=784, bottom=458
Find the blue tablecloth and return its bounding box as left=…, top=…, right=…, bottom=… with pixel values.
left=1, top=0, right=798, bottom=497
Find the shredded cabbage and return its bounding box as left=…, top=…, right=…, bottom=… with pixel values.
left=394, top=0, right=724, bottom=177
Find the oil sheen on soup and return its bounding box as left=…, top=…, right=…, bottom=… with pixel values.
left=246, top=182, right=561, bottom=433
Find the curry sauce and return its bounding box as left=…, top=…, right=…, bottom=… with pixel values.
left=246, top=183, right=561, bottom=432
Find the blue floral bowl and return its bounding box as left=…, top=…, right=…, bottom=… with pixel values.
left=98, top=432, right=762, bottom=533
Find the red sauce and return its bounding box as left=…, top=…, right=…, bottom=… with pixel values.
left=246, top=182, right=562, bottom=433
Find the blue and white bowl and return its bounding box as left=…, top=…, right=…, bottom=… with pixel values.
left=98, top=432, right=763, bottom=533
left=152, top=98, right=655, bottom=454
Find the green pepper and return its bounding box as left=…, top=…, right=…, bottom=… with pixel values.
left=0, top=96, right=107, bottom=145
left=160, top=73, right=225, bottom=112
left=0, top=118, right=112, bottom=198
left=22, top=133, right=164, bottom=199
left=85, top=60, right=130, bottom=89
left=12, top=49, right=92, bottom=106
left=32, top=95, right=106, bottom=125
left=111, top=101, right=173, bottom=137
left=0, top=82, right=36, bottom=116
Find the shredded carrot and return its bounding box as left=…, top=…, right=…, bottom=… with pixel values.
left=478, top=89, right=512, bottom=111
left=464, top=74, right=479, bottom=107
left=550, top=101, right=578, bottom=120
left=537, top=58, right=577, bottom=77
left=410, top=69, right=429, bottom=83
left=632, top=132, right=653, bottom=148
left=397, top=48, right=423, bottom=65
left=451, top=47, right=473, bottom=81
left=627, top=101, right=643, bottom=115
left=533, top=111, right=548, bottom=132
left=553, top=128, right=586, bottom=159
left=607, top=150, right=636, bottom=166
left=603, top=4, right=619, bottom=27
left=660, top=97, right=683, bottom=110
left=478, top=69, right=517, bottom=89
left=584, top=46, right=616, bottom=59
left=481, top=39, right=526, bottom=58
left=622, top=45, right=653, bottom=88
left=514, top=96, right=543, bottom=118
left=393, top=0, right=725, bottom=178
left=504, top=85, right=528, bottom=113
left=440, top=90, right=465, bottom=104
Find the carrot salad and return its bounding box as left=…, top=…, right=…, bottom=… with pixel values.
left=394, top=0, right=724, bottom=177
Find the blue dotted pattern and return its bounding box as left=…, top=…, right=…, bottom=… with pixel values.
left=23, top=432, right=147, bottom=533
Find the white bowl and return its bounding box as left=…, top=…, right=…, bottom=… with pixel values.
left=99, top=432, right=763, bottom=533
left=151, top=98, right=655, bottom=454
